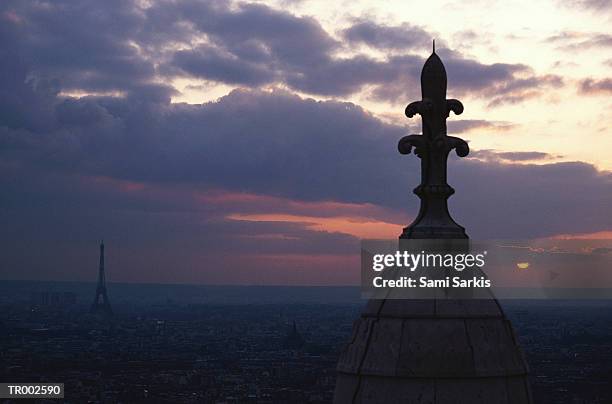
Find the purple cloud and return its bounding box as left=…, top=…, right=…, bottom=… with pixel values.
left=0, top=0, right=605, bottom=284
left=342, top=20, right=431, bottom=50
left=1, top=0, right=563, bottom=106
left=579, top=78, right=612, bottom=94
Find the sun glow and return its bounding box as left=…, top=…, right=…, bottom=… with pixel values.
left=227, top=213, right=402, bottom=239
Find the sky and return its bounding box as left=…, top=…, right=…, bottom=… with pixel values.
left=0, top=0, right=611, bottom=285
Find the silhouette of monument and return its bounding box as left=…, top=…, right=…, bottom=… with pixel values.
left=333, top=43, right=532, bottom=403
left=398, top=41, right=469, bottom=240
left=90, top=241, right=113, bottom=315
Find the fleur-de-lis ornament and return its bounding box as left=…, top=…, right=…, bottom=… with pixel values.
left=398, top=41, right=469, bottom=239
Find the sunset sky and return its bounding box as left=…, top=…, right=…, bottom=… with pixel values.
left=1, top=0, right=611, bottom=284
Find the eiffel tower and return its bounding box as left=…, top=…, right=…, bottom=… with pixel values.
left=90, top=240, right=113, bottom=315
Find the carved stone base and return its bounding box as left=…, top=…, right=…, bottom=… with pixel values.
left=333, top=298, right=532, bottom=404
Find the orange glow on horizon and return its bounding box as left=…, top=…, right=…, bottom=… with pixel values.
left=197, top=190, right=400, bottom=219
left=551, top=230, right=612, bottom=240
left=227, top=213, right=403, bottom=239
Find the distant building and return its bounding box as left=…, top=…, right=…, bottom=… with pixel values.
left=30, top=291, right=77, bottom=307
left=282, top=321, right=305, bottom=350
left=91, top=240, right=113, bottom=315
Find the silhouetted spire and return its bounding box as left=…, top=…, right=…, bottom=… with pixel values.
left=334, top=43, right=531, bottom=404
left=420, top=50, right=447, bottom=101
left=91, top=240, right=112, bottom=315
left=399, top=49, right=468, bottom=239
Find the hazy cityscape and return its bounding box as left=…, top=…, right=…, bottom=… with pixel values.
left=1, top=282, right=612, bottom=403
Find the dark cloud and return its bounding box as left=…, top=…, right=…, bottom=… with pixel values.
left=2, top=85, right=610, bottom=241
left=0, top=0, right=605, bottom=283
left=285, top=54, right=411, bottom=97
left=3, top=0, right=160, bottom=94
left=171, top=45, right=277, bottom=86
left=149, top=2, right=562, bottom=103
left=192, top=2, right=337, bottom=67
left=450, top=159, right=612, bottom=238
left=0, top=1, right=562, bottom=106
left=156, top=1, right=337, bottom=77
left=2, top=88, right=406, bottom=205
left=578, top=78, right=612, bottom=94
left=1, top=84, right=611, bottom=282
left=342, top=20, right=431, bottom=50
left=367, top=49, right=563, bottom=106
